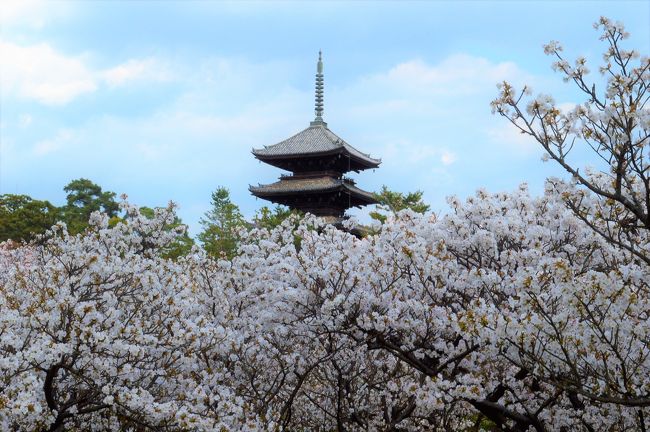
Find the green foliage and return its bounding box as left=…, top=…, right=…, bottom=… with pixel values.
left=139, top=206, right=195, bottom=259
left=369, top=185, right=430, bottom=224
left=463, top=414, right=499, bottom=431
left=63, top=178, right=119, bottom=234
left=138, top=206, right=155, bottom=219
left=0, top=194, right=61, bottom=243
left=252, top=205, right=299, bottom=230
left=198, top=187, right=247, bottom=259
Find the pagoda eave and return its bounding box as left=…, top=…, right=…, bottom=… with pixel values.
left=251, top=189, right=376, bottom=203
left=252, top=147, right=380, bottom=171
left=249, top=178, right=376, bottom=204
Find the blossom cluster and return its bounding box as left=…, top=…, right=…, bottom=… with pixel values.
left=1, top=181, right=648, bottom=430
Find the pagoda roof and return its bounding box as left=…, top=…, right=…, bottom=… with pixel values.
left=252, top=123, right=381, bottom=169
left=250, top=177, right=377, bottom=203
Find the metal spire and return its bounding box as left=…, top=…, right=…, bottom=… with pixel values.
left=311, top=50, right=326, bottom=126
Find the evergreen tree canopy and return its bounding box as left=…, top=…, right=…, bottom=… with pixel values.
left=63, top=178, right=119, bottom=234
left=252, top=205, right=297, bottom=230
left=370, top=185, right=430, bottom=224
left=198, top=187, right=246, bottom=258
left=0, top=194, right=60, bottom=243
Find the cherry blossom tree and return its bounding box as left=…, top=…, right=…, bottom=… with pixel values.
left=1, top=192, right=647, bottom=430
left=492, top=16, right=649, bottom=265
left=0, top=204, right=258, bottom=431
left=209, top=184, right=648, bottom=430
left=484, top=15, right=650, bottom=430
left=1, top=16, right=647, bottom=432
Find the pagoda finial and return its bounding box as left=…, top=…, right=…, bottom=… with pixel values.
left=312, top=50, right=326, bottom=126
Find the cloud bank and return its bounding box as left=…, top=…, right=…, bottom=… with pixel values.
left=0, top=40, right=171, bottom=105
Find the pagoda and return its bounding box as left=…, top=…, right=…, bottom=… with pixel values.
left=250, top=52, right=380, bottom=224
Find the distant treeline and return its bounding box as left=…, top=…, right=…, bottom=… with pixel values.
left=1, top=180, right=428, bottom=258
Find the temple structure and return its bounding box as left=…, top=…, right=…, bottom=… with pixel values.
left=250, top=52, right=380, bottom=224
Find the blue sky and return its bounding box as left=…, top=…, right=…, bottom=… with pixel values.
left=1, top=1, right=649, bottom=235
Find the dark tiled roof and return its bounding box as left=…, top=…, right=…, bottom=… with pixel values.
left=250, top=177, right=376, bottom=202
left=252, top=124, right=381, bottom=167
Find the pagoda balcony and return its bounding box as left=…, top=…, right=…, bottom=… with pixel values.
left=280, top=171, right=341, bottom=179
left=279, top=172, right=357, bottom=186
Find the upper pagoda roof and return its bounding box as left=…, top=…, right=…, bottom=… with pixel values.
left=252, top=123, right=381, bottom=168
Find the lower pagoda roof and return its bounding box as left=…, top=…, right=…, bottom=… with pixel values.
left=249, top=177, right=377, bottom=204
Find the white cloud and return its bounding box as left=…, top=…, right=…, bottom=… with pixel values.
left=361, top=54, right=532, bottom=99
left=135, top=142, right=163, bottom=160
left=440, top=150, right=457, bottom=166
left=0, top=0, right=41, bottom=25
left=19, top=114, right=33, bottom=128
left=0, top=40, right=174, bottom=105
left=557, top=102, right=578, bottom=113
left=33, top=129, right=74, bottom=156
left=331, top=53, right=537, bottom=156
left=0, top=0, right=69, bottom=29
left=328, top=54, right=534, bottom=200
left=0, top=40, right=97, bottom=105
left=102, top=58, right=173, bottom=87
left=401, top=142, right=456, bottom=166
left=486, top=121, right=540, bottom=156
